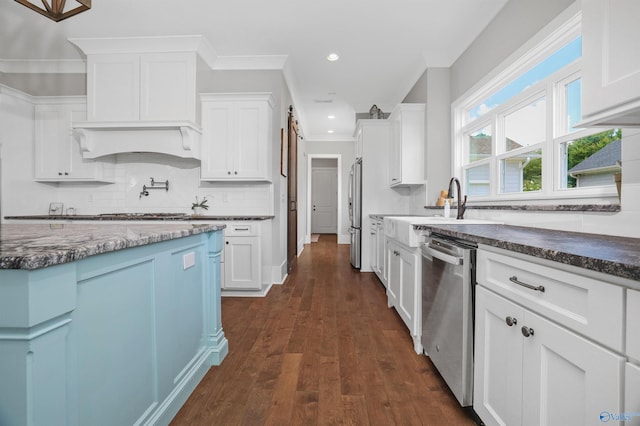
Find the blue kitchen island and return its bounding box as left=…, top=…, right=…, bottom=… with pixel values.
left=0, top=223, right=228, bottom=426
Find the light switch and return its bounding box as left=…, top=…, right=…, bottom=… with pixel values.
left=183, top=252, right=196, bottom=270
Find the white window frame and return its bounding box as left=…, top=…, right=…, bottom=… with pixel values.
left=452, top=10, right=619, bottom=204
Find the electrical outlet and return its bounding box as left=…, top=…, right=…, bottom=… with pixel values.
left=183, top=252, right=195, bottom=270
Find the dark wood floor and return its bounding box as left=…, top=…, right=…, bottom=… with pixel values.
left=171, top=234, right=476, bottom=425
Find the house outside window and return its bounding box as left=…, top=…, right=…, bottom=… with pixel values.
left=453, top=13, right=620, bottom=202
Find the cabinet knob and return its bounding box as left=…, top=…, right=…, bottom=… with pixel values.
left=64, top=172, right=69, bottom=175
left=234, top=171, right=238, bottom=175
left=225, top=241, right=229, bottom=245
left=505, top=316, right=517, bottom=327
left=227, top=171, right=231, bottom=175
left=58, top=172, right=63, bottom=176
left=521, top=326, right=534, bottom=338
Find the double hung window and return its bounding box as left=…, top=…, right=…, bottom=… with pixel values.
left=454, top=15, right=620, bottom=202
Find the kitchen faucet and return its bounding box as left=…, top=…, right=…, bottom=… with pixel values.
left=447, top=177, right=467, bottom=220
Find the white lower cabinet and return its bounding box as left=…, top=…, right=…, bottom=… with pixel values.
left=475, top=286, right=624, bottom=426
left=369, top=218, right=385, bottom=285
left=221, top=222, right=262, bottom=291
left=386, top=238, right=421, bottom=353
left=474, top=246, right=629, bottom=426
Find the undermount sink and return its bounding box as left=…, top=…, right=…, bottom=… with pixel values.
left=383, top=215, right=500, bottom=247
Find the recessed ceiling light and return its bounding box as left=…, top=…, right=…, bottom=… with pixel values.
left=326, top=53, right=339, bottom=62
left=328, top=130, right=335, bottom=134
left=328, top=115, right=335, bottom=119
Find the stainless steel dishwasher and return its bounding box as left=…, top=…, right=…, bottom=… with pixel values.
left=421, top=233, right=477, bottom=407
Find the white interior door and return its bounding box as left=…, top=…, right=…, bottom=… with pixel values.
left=311, top=166, right=337, bottom=233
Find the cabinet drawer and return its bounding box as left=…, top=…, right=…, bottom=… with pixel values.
left=628, top=289, right=640, bottom=361
left=477, top=248, right=624, bottom=351
left=224, top=222, right=257, bottom=236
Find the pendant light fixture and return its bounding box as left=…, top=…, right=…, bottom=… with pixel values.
left=15, top=0, right=91, bottom=22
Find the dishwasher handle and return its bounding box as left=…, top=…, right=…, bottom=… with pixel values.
left=422, top=245, right=463, bottom=266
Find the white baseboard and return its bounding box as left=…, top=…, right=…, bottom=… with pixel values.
left=338, top=233, right=350, bottom=244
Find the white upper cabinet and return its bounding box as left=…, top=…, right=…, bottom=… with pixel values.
left=388, top=104, right=425, bottom=187
left=34, top=98, right=114, bottom=182
left=581, top=0, right=640, bottom=126
left=68, top=36, right=214, bottom=159
left=200, top=93, right=274, bottom=181
left=86, top=52, right=196, bottom=123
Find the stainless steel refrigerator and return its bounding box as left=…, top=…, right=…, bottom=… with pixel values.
left=348, top=157, right=362, bottom=268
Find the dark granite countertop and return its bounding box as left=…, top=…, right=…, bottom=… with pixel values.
left=414, top=223, right=640, bottom=282
left=0, top=223, right=225, bottom=270
left=422, top=204, right=620, bottom=212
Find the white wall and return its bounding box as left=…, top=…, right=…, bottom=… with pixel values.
left=450, top=0, right=577, bottom=101
left=403, top=68, right=452, bottom=210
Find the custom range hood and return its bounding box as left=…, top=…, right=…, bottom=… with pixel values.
left=69, top=35, right=216, bottom=159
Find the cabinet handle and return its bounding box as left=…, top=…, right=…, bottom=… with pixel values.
left=521, top=326, right=534, bottom=338
left=393, top=250, right=400, bottom=256
left=505, top=316, right=517, bottom=327
left=509, top=276, right=545, bottom=293
left=234, top=227, right=250, bottom=231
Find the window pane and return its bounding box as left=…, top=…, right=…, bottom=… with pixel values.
left=467, top=126, right=492, bottom=163
left=504, top=97, right=546, bottom=152
left=465, top=163, right=490, bottom=196
left=468, top=36, right=582, bottom=121
left=561, top=129, right=622, bottom=189
left=500, top=149, right=543, bottom=193
left=565, top=78, right=581, bottom=133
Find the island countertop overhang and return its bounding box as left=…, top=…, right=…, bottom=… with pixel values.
left=0, top=222, right=226, bottom=270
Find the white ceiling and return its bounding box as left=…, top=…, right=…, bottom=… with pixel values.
left=0, top=0, right=508, bottom=141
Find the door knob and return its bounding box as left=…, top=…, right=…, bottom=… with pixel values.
left=505, top=316, right=517, bottom=327
left=521, top=326, right=534, bottom=337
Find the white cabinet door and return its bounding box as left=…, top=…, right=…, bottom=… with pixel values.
left=87, top=53, right=140, bottom=122
left=369, top=221, right=378, bottom=272
left=87, top=52, right=196, bottom=123
left=224, top=236, right=261, bottom=290
left=522, top=310, right=624, bottom=426
left=397, top=243, right=419, bottom=337
left=139, top=53, right=195, bottom=122
left=200, top=94, right=273, bottom=181
left=474, top=286, right=524, bottom=426
left=388, top=112, right=401, bottom=186
left=34, top=99, right=113, bottom=182
left=234, top=101, right=269, bottom=179
left=375, top=221, right=386, bottom=284
left=200, top=101, right=234, bottom=178
left=386, top=238, right=420, bottom=352
left=627, top=289, right=640, bottom=361
left=475, top=286, right=624, bottom=426
left=388, top=104, right=425, bottom=187
left=625, top=363, right=640, bottom=426
left=582, top=0, right=640, bottom=126
left=386, top=239, right=400, bottom=309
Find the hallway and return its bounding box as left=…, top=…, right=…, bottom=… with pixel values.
left=171, top=235, right=476, bottom=425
